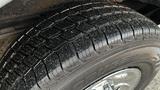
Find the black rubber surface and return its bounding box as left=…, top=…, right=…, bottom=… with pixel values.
left=0, top=1, right=160, bottom=90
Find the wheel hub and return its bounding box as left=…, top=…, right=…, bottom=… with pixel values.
left=85, top=68, right=141, bottom=90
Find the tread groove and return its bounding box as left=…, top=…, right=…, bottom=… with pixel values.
left=41, top=59, right=51, bottom=80
left=101, top=29, right=110, bottom=47
left=31, top=68, right=41, bottom=89
left=89, top=34, right=97, bottom=52
left=115, top=25, right=124, bottom=42
left=55, top=52, right=64, bottom=70
left=116, top=10, right=136, bottom=40
left=71, top=42, right=81, bottom=60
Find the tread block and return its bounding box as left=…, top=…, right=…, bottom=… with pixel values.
left=34, top=45, right=50, bottom=59
left=81, top=9, right=100, bottom=19
left=100, top=8, right=113, bottom=16
left=45, top=37, right=65, bottom=50
left=0, top=69, right=8, bottom=80
left=40, top=27, right=61, bottom=39
left=147, top=22, right=158, bottom=38
left=128, top=19, right=143, bottom=40
left=58, top=43, right=79, bottom=70
left=17, top=63, right=30, bottom=74
left=28, top=36, right=45, bottom=47
left=77, top=22, right=96, bottom=33
left=24, top=70, right=36, bottom=89
left=34, top=61, right=47, bottom=83
left=106, top=14, right=120, bottom=23
left=13, top=79, right=27, bottom=90
left=117, top=12, right=134, bottom=19
left=90, top=17, right=110, bottom=27
left=89, top=30, right=108, bottom=51
left=13, top=67, right=23, bottom=76
left=44, top=53, right=61, bottom=75
left=61, top=26, right=81, bottom=40
left=140, top=21, right=152, bottom=39
left=116, top=22, right=134, bottom=42
left=21, top=45, right=35, bottom=56
left=137, top=20, right=149, bottom=39
left=5, top=61, right=15, bottom=71
left=23, top=56, right=39, bottom=67
left=73, top=34, right=94, bottom=60
left=6, top=72, right=18, bottom=84
left=69, top=14, right=88, bottom=24
left=54, top=19, right=74, bottom=30
left=12, top=53, right=26, bottom=64
left=103, top=25, right=122, bottom=45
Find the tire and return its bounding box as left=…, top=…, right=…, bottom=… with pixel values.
left=0, top=1, right=160, bottom=90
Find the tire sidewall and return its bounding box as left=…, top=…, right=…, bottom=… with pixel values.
left=35, top=41, right=159, bottom=90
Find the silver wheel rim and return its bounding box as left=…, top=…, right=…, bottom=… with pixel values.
left=85, top=68, right=142, bottom=90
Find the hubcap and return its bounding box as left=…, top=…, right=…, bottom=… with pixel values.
left=85, top=68, right=141, bottom=90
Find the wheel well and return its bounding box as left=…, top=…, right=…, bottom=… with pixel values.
left=122, top=0, right=160, bottom=24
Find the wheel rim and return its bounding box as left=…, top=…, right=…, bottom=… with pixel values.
left=85, top=68, right=142, bottom=90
